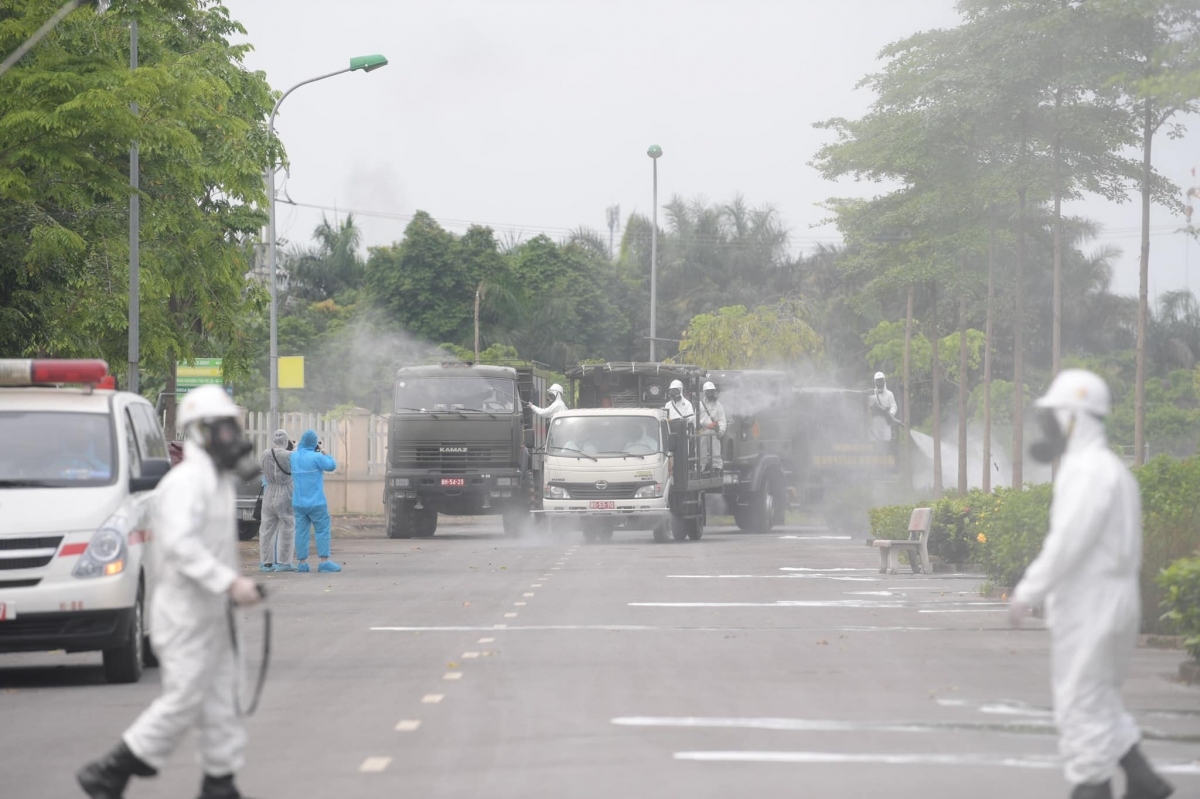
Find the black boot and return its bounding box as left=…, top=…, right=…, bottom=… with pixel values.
left=76, top=740, right=157, bottom=799
left=198, top=773, right=255, bottom=799
left=1121, top=744, right=1174, bottom=799
left=1072, top=782, right=1113, bottom=799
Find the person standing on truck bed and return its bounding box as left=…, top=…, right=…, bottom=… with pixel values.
left=698, top=381, right=726, bottom=474
left=664, top=379, right=694, bottom=426
left=868, top=371, right=899, bottom=442
left=526, top=383, right=567, bottom=422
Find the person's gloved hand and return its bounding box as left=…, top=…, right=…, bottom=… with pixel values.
left=1008, top=599, right=1029, bottom=628
left=229, top=576, right=262, bottom=606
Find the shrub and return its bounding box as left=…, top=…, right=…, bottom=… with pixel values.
left=868, top=489, right=1000, bottom=566
left=974, top=484, right=1052, bottom=589
left=1157, top=554, right=1200, bottom=661
left=1137, top=456, right=1200, bottom=633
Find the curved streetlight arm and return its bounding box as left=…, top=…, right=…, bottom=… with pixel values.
left=267, top=66, right=352, bottom=158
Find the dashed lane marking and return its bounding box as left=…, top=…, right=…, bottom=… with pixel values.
left=780, top=567, right=874, bottom=572
left=514, top=602, right=527, bottom=606
left=478, top=637, right=495, bottom=643
left=443, top=672, right=463, bottom=681
left=359, top=757, right=392, bottom=772
left=493, top=624, right=508, bottom=629
left=372, top=624, right=941, bottom=633
left=532, top=584, right=543, bottom=588
left=668, top=574, right=877, bottom=582
left=462, top=651, right=480, bottom=659
left=504, top=612, right=519, bottom=618
left=524, top=592, right=535, bottom=597
left=394, top=720, right=421, bottom=732
left=778, top=535, right=853, bottom=540
left=421, top=694, right=444, bottom=704
left=671, top=751, right=1200, bottom=774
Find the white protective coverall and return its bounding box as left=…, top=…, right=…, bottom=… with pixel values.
left=1012, top=402, right=1143, bottom=787
left=664, top=396, right=695, bottom=425
left=698, top=397, right=726, bottom=471
left=258, top=429, right=294, bottom=568
left=868, top=373, right=898, bottom=442
left=123, top=438, right=245, bottom=774
left=529, top=393, right=566, bottom=422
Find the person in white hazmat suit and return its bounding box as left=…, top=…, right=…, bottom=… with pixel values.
left=77, top=385, right=264, bottom=799
left=664, top=379, right=694, bottom=425
left=868, top=371, right=899, bottom=442
left=1010, top=370, right=1173, bottom=799
left=258, top=429, right=295, bottom=572
left=526, top=383, right=567, bottom=422
left=697, top=381, right=726, bottom=473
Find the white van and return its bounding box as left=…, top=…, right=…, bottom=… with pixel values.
left=0, top=360, right=169, bottom=683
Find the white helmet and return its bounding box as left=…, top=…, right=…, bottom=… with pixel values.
left=1035, top=369, right=1111, bottom=417
left=177, top=384, right=237, bottom=429
left=548, top=383, right=563, bottom=398
left=874, top=372, right=886, bottom=381
left=669, top=379, right=684, bottom=391
left=702, top=381, right=716, bottom=392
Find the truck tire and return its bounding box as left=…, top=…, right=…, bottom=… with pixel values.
left=414, top=509, right=438, bottom=538
left=687, top=504, right=705, bottom=541
left=385, top=500, right=413, bottom=539
left=652, top=519, right=671, bottom=543
left=102, top=587, right=144, bottom=684
left=738, top=484, right=776, bottom=534
left=670, top=513, right=689, bottom=541
left=238, top=522, right=259, bottom=542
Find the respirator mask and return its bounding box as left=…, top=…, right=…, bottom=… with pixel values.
left=200, top=418, right=260, bottom=480
left=1029, top=407, right=1074, bottom=464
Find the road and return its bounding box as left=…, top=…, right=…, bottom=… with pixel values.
left=2, top=516, right=1198, bottom=798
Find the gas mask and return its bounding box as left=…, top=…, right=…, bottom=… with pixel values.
left=875, top=379, right=885, bottom=391
left=669, top=389, right=682, bottom=402
left=1029, top=408, right=1075, bottom=464
left=200, top=418, right=260, bottom=480
left=704, top=390, right=717, bottom=403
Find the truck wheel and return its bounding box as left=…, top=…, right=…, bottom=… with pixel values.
left=415, top=509, right=438, bottom=538
left=671, top=513, right=689, bottom=541
left=581, top=528, right=598, bottom=542
left=238, top=522, right=259, bottom=542
left=385, top=501, right=413, bottom=539
left=102, top=588, right=145, bottom=684
left=652, top=519, right=671, bottom=543
left=687, top=505, right=705, bottom=541
left=741, top=487, right=775, bottom=534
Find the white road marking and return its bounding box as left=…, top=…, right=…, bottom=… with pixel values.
left=611, top=716, right=1056, bottom=734
left=780, top=567, right=874, bottom=572
left=504, top=612, right=519, bottom=618
left=514, top=601, right=527, bottom=606
left=394, top=719, right=421, bottom=732
left=359, top=757, right=392, bottom=772
left=478, top=637, right=495, bottom=643
left=668, top=574, right=877, bottom=582
left=629, top=600, right=906, bottom=609
left=671, top=752, right=1200, bottom=774
left=372, top=624, right=940, bottom=633
left=531, top=584, right=542, bottom=588
left=462, top=651, right=480, bottom=659
left=778, top=535, right=853, bottom=540
left=443, top=672, right=463, bottom=681
left=524, top=592, right=535, bottom=597
left=847, top=591, right=900, bottom=596
left=421, top=694, right=444, bottom=703
left=919, top=609, right=1008, bottom=614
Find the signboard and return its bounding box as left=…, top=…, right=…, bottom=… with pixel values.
left=176, top=358, right=223, bottom=397
left=278, top=356, right=305, bottom=389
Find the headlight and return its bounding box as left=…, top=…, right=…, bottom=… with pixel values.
left=495, top=477, right=515, bottom=487
left=634, top=483, right=664, bottom=499
left=391, top=477, right=410, bottom=487
left=72, top=527, right=128, bottom=578
left=545, top=484, right=570, bottom=499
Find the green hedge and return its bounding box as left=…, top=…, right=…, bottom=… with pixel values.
left=869, top=455, right=1200, bottom=633
left=1158, top=554, right=1200, bottom=661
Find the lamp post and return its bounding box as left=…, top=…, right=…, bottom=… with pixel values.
left=647, top=144, right=662, bottom=361
left=267, top=54, right=387, bottom=431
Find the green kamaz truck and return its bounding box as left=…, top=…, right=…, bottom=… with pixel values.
left=383, top=360, right=554, bottom=538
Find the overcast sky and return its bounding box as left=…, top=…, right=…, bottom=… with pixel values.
left=225, top=0, right=1198, bottom=300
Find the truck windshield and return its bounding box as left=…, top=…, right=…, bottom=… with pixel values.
left=548, top=416, right=661, bottom=458
left=0, top=411, right=116, bottom=487
left=394, top=377, right=518, bottom=414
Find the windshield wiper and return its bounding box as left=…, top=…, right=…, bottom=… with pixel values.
left=395, top=406, right=441, bottom=417
left=548, top=446, right=598, bottom=462
left=459, top=408, right=498, bottom=419
left=597, top=450, right=648, bottom=460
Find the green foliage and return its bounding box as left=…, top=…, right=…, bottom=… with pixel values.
left=1137, top=456, right=1200, bottom=631
left=869, top=489, right=1000, bottom=566
left=1157, top=554, right=1200, bottom=660
left=974, top=485, right=1054, bottom=589
left=677, top=298, right=822, bottom=369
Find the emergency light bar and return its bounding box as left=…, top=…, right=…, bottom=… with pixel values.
left=0, top=359, right=109, bottom=387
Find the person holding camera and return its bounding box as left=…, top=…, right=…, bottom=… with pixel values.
left=290, top=429, right=340, bottom=573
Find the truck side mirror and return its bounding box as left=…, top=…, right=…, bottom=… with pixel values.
left=130, top=458, right=170, bottom=493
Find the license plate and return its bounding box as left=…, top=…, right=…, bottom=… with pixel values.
left=441, top=478, right=465, bottom=487
left=0, top=602, right=14, bottom=621
left=588, top=501, right=615, bottom=510
left=239, top=508, right=254, bottom=521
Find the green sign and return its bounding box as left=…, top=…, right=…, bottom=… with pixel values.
left=176, top=358, right=223, bottom=397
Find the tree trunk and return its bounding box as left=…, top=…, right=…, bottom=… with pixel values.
left=904, top=284, right=913, bottom=489
left=983, top=220, right=996, bottom=493
left=1013, top=188, right=1026, bottom=489
left=1135, top=97, right=1152, bottom=467
left=474, top=284, right=482, bottom=362
left=958, top=255, right=969, bottom=494
left=1052, top=144, right=1063, bottom=376
left=931, top=282, right=942, bottom=497
left=165, top=364, right=178, bottom=442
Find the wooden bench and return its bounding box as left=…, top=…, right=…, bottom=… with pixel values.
left=871, top=507, right=932, bottom=575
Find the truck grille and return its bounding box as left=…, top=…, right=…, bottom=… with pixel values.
left=561, top=482, right=642, bottom=500
left=391, top=441, right=510, bottom=468
left=0, top=536, right=63, bottom=571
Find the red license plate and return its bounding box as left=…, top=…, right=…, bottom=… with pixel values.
left=441, top=478, right=465, bottom=487
left=588, top=500, right=615, bottom=510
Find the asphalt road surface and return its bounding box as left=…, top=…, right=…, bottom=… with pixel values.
left=3, top=516, right=1198, bottom=799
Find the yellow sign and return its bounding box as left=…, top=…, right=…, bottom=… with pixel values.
left=278, top=356, right=305, bottom=389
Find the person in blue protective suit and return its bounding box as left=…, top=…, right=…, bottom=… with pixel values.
left=290, top=430, right=340, bottom=573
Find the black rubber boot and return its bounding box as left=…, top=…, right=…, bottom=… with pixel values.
left=1121, top=744, right=1175, bottom=799
left=1072, top=781, right=1113, bottom=799
left=198, top=773, right=255, bottom=799
left=76, top=740, right=157, bottom=799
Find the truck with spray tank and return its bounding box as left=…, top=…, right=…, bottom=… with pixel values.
left=541, top=363, right=722, bottom=542
left=383, top=360, right=554, bottom=538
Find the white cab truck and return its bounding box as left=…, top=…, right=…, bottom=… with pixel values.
left=0, top=359, right=169, bottom=683
left=541, top=407, right=718, bottom=542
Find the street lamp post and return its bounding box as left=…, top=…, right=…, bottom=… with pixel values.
left=267, top=54, right=387, bottom=431
left=647, top=144, right=662, bottom=362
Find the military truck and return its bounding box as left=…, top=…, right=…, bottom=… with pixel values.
left=383, top=361, right=554, bottom=538
left=556, top=362, right=722, bottom=541
left=706, top=370, right=793, bottom=533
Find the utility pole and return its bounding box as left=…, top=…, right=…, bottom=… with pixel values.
left=606, top=204, right=620, bottom=260
left=128, top=13, right=139, bottom=393
left=647, top=145, right=662, bottom=361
